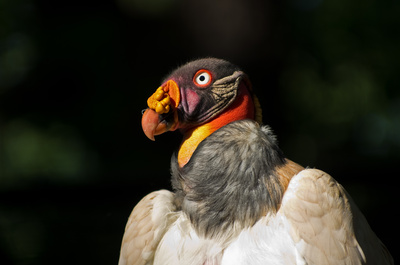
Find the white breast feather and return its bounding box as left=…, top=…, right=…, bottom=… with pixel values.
left=154, top=215, right=225, bottom=265
left=221, top=214, right=303, bottom=265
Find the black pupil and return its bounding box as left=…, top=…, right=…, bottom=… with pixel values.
left=199, top=75, right=206, bottom=82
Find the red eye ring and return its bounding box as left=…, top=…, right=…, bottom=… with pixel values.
left=193, top=69, right=213, bottom=88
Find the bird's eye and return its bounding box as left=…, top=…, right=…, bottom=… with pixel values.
left=193, top=70, right=212, bottom=88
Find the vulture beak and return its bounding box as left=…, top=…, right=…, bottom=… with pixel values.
left=141, top=80, right=181, bottom=141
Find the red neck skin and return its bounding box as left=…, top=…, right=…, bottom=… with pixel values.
left=178, top=84, right=255, bottom=167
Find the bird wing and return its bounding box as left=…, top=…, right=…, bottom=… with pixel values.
left=280, top=168, right=393, bottom=265
left=118, top=190, right=178, bottom=265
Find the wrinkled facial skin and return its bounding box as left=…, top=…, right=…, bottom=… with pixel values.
left=141, top=58, right=251, bottom=141
left=161, top=58, right=242, bottom=130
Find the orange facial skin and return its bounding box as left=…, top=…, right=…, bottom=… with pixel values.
left=177, top=84, right=254, bottom=167
left=142, top=79, right=254, bottom=167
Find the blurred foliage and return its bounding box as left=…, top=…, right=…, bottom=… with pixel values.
left=279, top=0, right=400, bottom=168
left=0, top=0, right=36, bottom=93
left=1, top=120, right=97, bottom=186
left=0, top=0, right=399, bottom=264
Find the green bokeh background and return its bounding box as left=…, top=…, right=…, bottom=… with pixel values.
left=0, top=0, right=398, bottom=264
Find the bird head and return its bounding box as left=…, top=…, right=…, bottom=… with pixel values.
left=141, top=58, right=262, bottom=166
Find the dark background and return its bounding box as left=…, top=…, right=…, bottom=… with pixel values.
left=0, top=0, right=399, bottom=264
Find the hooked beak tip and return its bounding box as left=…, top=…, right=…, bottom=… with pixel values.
left=141, top=108, right=158, bottom=141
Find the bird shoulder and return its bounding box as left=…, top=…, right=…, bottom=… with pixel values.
left=275, top=159, right=304, bottom=193
left=280, top=169, right=393, bottom=265
left=118, top=190, right=178, bottom=265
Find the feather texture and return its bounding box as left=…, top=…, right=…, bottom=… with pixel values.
left=171, top=120, right=287, bottom=241
left=119, top=120, right=393, bottom=265
left=118, top=190, right=178, bottom=265
left=281, top=169, right=393, bottom=264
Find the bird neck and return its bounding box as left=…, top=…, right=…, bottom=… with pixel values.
left=177, top=85, right=255, bottom=167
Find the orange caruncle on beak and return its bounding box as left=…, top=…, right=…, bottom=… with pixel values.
left=141, top=80, right=180, bottom=141
left=147, top=80, right=180, bottom=114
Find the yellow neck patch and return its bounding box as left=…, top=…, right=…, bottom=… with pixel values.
left=177, top=86, right=258, bottom=167
left=177, top=123, right=215, bottom=167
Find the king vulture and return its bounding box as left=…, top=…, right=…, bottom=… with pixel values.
left=118, top=58, right=393, bottom=265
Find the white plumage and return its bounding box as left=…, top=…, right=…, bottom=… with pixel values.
left=119, top=168, right=392, bottom=265
left=120, top=58, right=393, bottom=265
